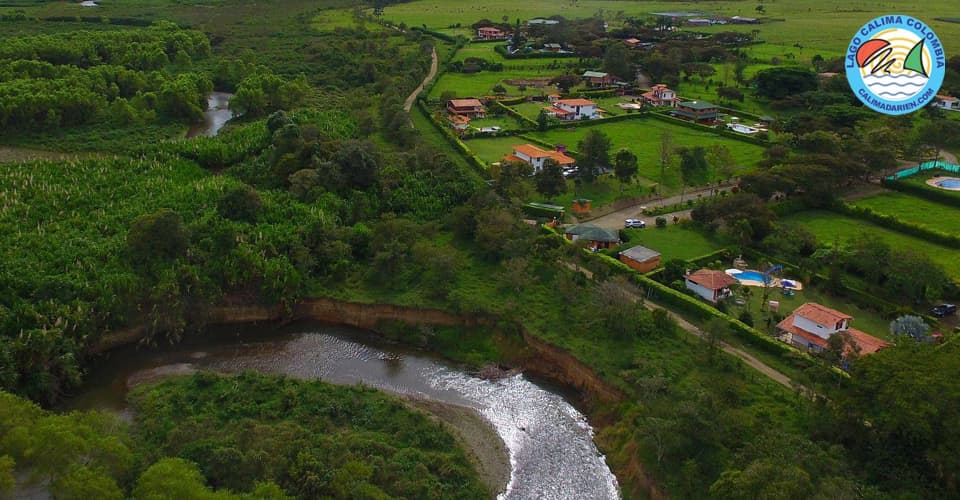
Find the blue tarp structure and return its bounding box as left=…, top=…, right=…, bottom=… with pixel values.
left=886, top=160, right=960, bottom=180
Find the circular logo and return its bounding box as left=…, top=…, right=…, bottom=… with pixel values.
left=846, top=15, right=946, bottom=115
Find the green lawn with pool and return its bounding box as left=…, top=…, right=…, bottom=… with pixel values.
left=852, top=191, right=960, bottom=236
left=781, top=210, right=960, bottom=279
left=529, top=118, right=763, bottom=186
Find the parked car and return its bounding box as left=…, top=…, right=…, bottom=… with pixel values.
left=624, top=219, right=646, bottom=228
left=931, top=303, right=957, bottom=317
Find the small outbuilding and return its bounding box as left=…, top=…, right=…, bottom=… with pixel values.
left=619, top=245, right=661, bottom=273
left=564, top=224, right=620, bottom=250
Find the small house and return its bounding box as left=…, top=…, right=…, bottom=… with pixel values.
left=933, top=95, right=960, bottom=111
left=641, top=84, right=679, bottom=107
left=776, top=302, right=890, bottom=356
left=446, top=98, right=486, bottom=118
left=545, top=98, right=599, bottom=120
left=542, top=43, right=563, bottom=52
left=674, top=100, right=719, bottom=123
left=476, top=26, right=509, bottom=40
left=582, top=71, right=621, bottom=88
left=619, top=245, right=661, bottom=273
left=446, top=114, right=471, bottom=131
left=504, top=144, right=575, bottom=172
left=623, top=38, right=642, bottom=48
left=564, top=224, right=620, bottom=250
left=685, top=269, right=738, bottom=303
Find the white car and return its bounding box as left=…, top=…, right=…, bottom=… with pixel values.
left=624, top=219, right=646, bottom=228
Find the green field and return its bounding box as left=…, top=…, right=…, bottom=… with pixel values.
left=375, top=0, right=960, bottom=57
left=619, top=224, right=726, bottom=262
left=853, top=191, right=960, bottom=235
left=782, top=210, right=960, bottom=279
left=530, top=118, right=764, bottom=186
left=462, top=136, right=530, bottom=163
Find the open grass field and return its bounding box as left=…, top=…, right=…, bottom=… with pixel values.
left=618, top=224, right=727, bottom=262
left=429, top=69, right=562, bottom=99
left=529, top=118, right=763, bottom=186
left=852, top=191, right=960, bottom=235
left=782, top=210, right=960, bottom=280
left=374, top=0, right=960, bottom=58
left=462, top=136, right=530, bottom=163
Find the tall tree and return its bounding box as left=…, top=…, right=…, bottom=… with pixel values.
left=603, top=42, right=630, bottom=79
left=679, top=146, right=709, bottom=185
left=534, top=159, right=567, bottom=201
left=658, top=131, right=674, bottom=190
left=577, top=129, right=611, bottom=183
left=613, top=149, right=638, bottom=192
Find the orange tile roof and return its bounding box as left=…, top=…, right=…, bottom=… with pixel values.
left=793, top=302, right=852, bottom=326
left=543, top=105, right=573, bottom=115
left=937, top=94, right=959, bottom=101
left=686, top=269, right=738, bottom=290
left=502, top=154, right=525, bottom=164
left=547, top=151, right=576, bottom=165
left=777, top=318, right=828, bottom=348
left=513, top=144, right=553, bottom=158
left=845, top=328, right=891, bottom=355
left=447, top=114, right=471, bottom=124
left=556, top=98, right=596, bottom=107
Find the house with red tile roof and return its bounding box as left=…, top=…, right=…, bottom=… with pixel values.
left=641, top=84, right=679, bottom=108
left=476, top=26, right=510, bottom=40
left=446, top=98, right=486, bottom=118
left=544, top=98, right=599, bottom=120
left=503, top=144, right=575, bottom=172
left=685, top=269, right=738, bottom=303
left=776, top=302, right=890, bottom=356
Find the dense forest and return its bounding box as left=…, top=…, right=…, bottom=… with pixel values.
left=0, top=373, right=487, bottom=498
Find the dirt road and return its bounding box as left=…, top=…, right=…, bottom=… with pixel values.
left=404, top=47, right=439, bottom=112
left=585, top=185, right=723, bottom=230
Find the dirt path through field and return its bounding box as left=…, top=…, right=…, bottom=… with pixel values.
left=404, top=47, right=438, bottom=112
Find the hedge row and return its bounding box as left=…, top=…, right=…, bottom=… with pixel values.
left=417, top=100, right=487, bottom=172
left=686, top=248, right=732, bottom=267
left=648, top=112, right=769, bottom=146
left=541, top=110, right=648, bottom=131
left=489, top=99, right=537, bottom=128
left=880, top=175, right=960, bottom=208
left=494, top=44, right=580, bottom=59
left=523, top=203, right=565, bottom=219
left=43, top=16, right=155, bottom=26
left=461, top=128, right=526, bottom=140
left=409, top=26, right=460, bottom=43
left=834, top=202, right=960, bottom=249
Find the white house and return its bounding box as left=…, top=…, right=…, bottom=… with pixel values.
left=776, top=302, right=889, bottom=355
left=933, top=95, right=960, bottom=111
left=684, top=269, right=738, bottom=303
left=503, top=144, right=575, bottom=172
left=544, top=98, right=599, bottom=121
left=641, top=84, right=679, bottom=107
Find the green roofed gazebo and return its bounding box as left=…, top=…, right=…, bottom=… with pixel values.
left=564, top=223, right=620, bottom=249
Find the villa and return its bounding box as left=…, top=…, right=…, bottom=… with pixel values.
left=933, top=95, right=960, bottom=111
left=673, top=100, right=719, bottom=123
left=503, top=144, right=575, bottom=172
left=685, top=269, right=738, bottom=303
left=544, top=98, right=600, bottom=121
left=476, top=27, right=509, bottom=40
left=641, top=84, right=679, bottom=107
left=446, top=98, right=486, bottom=118
left=776, top=302, right=890, bottom=356
left=446, top=114, right=471, bottom=132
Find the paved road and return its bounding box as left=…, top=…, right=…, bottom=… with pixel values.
left=585, top=185, right=724, bottom=230
left=404, top=47, right=439, bottom=112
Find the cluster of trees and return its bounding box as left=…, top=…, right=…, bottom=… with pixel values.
left=0, top=373, right=487, bottom=498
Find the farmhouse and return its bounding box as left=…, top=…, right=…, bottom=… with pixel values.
left=641, top=84, right=679, bottom=107
left=685, top=269, right=738, bottom=303
left=544, top=98, right=600, bottom=120
left=476, top=26, right=509, bottom=40
left=564, top=224, right=620, bottom=250
left=933, top=95, right=960, bottom=111
left=619, top=245, right=661, bottom=273
left=503, top=144, right=575, bottom=172
left=674, top=100, right=719, bottom=123
left=446, top=114, right=471, bottom=132
left=446, top=98, right=486, bottom=118
left=582, top=71, right=621, bottom=88
left=776, top=302, right=890, bottom=356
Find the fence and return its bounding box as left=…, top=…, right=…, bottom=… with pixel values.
left=885, top=160, right=960, bottom=180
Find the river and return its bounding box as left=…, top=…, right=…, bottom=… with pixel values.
left=68, top=322, right=620, bottom=500
left=186, top=91, right=235, bottom=138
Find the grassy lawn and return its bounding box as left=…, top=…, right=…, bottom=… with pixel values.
left=428, top=69, right=561, bottom=99
left=616, top=224, right=727, bottom=262
left=782, top=210, right=960, bottom=280
left=467, top=116, right=522, bottom=131
left=852, top=191, right=960, bottom=236
left=899, top=170, right=960, bottom=200
left=462, top=136, right=530, bottom=163
left=529, top=118, right=763, bottom=187
left=548, top=175, right=657, bottom=209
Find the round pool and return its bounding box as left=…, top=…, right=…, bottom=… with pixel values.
left=936, top=178, right=960, bottom=190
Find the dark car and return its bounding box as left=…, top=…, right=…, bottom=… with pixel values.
left=932, top=304, right=957, bottom=317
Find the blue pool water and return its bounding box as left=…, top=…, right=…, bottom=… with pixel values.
left=936, top=179, right=960, bottom=189
left=732, top=271, right=766, bottom=282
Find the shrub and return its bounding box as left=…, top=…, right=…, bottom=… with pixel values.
left=656, top=216, right=667, bottom=228
left=127, top=209, right=189, bottom=265
left=217, top=184, right=262, bottom=223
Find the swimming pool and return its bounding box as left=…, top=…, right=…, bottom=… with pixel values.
left=936, top=178, right=960, bottom=189
left=732, top=270, right=766, bottom=282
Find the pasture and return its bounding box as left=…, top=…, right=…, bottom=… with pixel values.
left=852, top=191, right=960, bottom=235
left=782, top=210, right=960, bottom=279
left=619, top=224, right=726, bottom=262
